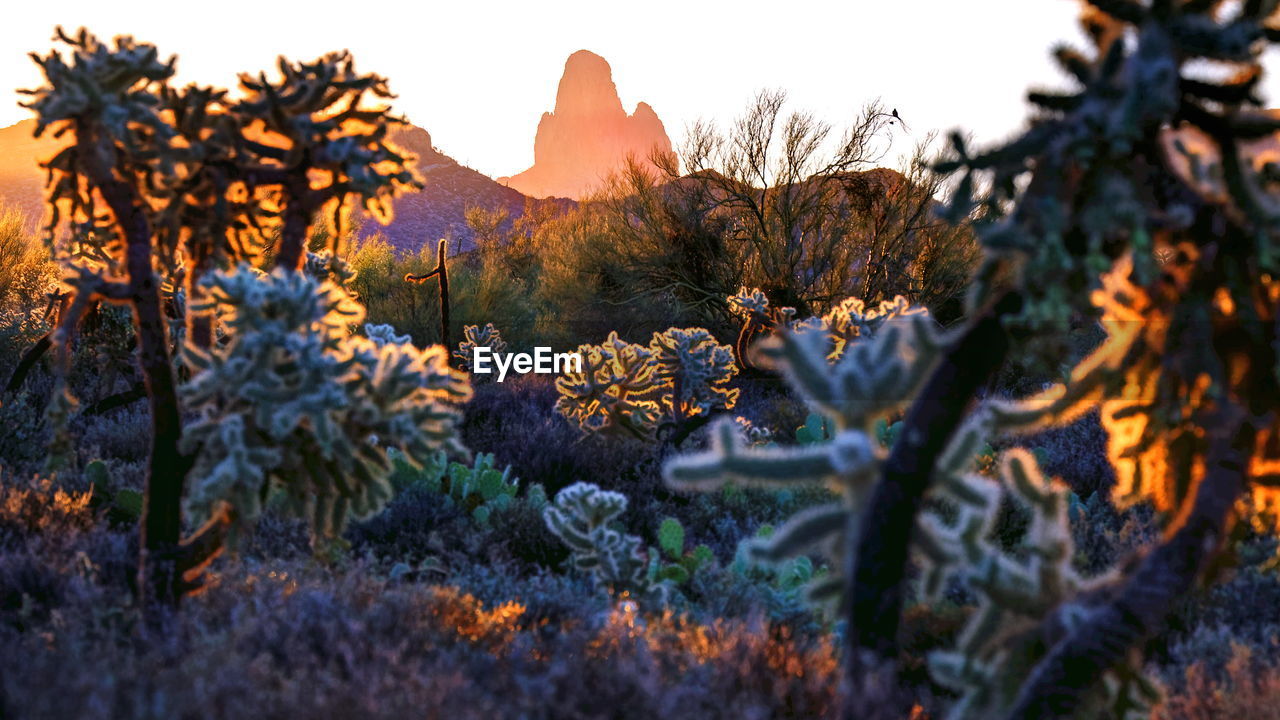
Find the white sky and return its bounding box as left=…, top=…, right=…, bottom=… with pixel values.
left=3, top=0, right=1279, bottom=178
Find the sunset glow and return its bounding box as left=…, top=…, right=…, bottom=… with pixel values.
left=2, top=0, right=1106, bottom=178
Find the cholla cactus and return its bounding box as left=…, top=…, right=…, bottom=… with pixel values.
left=453, top=323, right=508, bottom=373
left=543, top=482, right=686, bottom=605
left=365, top=323, right=411, bottom=347
left=733, top=416, right=774, bottom=446
left=665, top=309, right=941, bottom=606
left=555, top=327, right=738, bottom=441
left=729, top=286, right=791, bottom=369
left=731, top=286, right=924, bottom=364
left=668, top=304, right=1157, bottom=716
left=675, top=3, right=1280, bottom=718
left=648, top=326, right=739, bottom=429
left=727, top=286, right=772, bottom=320
left=180, top=265, right=471, bottom=544
left=820, top=295, right=925, bottom=360
left=305, top=250, right=357, bottom=289
left=555, top=331, right=661, bottom=438
left=20, top=28, right=423, bottom=603
left=544, top=482, right=648, bottom=593
left=920, top=438, right=1158, bottom=718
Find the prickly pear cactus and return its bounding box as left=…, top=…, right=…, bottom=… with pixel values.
left=438, top=452, right=519, bottom=525
left=180, top=264, right=472, bottom=544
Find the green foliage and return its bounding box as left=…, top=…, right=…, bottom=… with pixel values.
left=439, top=453, right=520, bottom=525
left=180, top=265, right=472, bottom=544
left=0, top=209, right=56, bottom=368
left=349, top=236, right=440, bottom=343
left=874, top=418, right=904, bottom=448
left=386, top=446, right=448, bottom=492
left=555, top=327, right=738, bottom=441
left=350, top=235, right=541, bottom=352
left=796, top=413, right=834, bottom=445
left=733, top=525, right=822, bottom=596
left=387, top=447, right=528, bottom=526
left=111, top=489, right=143, bottom=522
left=657, top=517, right=685, bottom=559
left=650, top=516, right=714, bottom=586
left=77, top=459, right=144, bottom=523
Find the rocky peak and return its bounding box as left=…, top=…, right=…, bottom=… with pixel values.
left=552, top=50, right=626, bottom=119
left=500, top=50, right=673, bottom=200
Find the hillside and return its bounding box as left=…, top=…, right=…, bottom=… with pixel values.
left=0, top=119, right=557, bottom=253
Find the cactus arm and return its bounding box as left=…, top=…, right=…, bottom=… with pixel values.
left=665, top=419, right=876, bottom=490
left=68, top=125, right=196, bottom=605
left=749, top=503, right=848, bottom=563
left=844, top=290, right=1021, bottom=714
left=1002, top=409, right=1253, bottom=720
left=4, top=326, right=58, bottom=395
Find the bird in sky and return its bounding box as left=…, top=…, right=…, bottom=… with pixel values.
left=891, top=108, right=909, bottom=132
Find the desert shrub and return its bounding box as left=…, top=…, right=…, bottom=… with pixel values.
left=0, top=473, right=93, bottom=542
left=1157, top=643, right=1280, bottom=720
left=998, top=409, right=1114, bottom=498
left=348, top=235, right=437, bottom=342
left=0, top=552, right=65, bottom=629
left=521, top=204, right=691, bottom=348
left=461, top=374, right=662, bottom=496
left=486, top=494, right=569, bottom=570
left=71, top=403, right=151, bottom=464
left=0, top=389, right=52, bottom=471
left=0, top=208, right=57, bottom=373
left=448, top=249, right=540, bottom=352
left=578, top=99, right=979, bottom=330
left=345, top=479, right=473, bottom=564
left=0, top=528, right=844, bottom=720
left=351, top=235, right=544, bottom=353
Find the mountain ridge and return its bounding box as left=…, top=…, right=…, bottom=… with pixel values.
left=0, top=118, right=553, bottom=254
